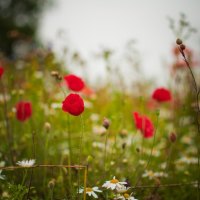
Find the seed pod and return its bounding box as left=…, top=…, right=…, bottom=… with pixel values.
left=176, top=38, right=182, bottom=45
left=180, top=44, right=186, bottom=51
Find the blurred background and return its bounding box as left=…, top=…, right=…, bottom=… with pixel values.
left=1, top=0, right=200, bottom=86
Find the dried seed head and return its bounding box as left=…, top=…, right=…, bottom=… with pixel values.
left=176, top=38, right=182, bottom=45
left=180, top=44, right=186, bottom=51
left=51, top=71, right=62, bottom=81
left=102, top=117, right=110, bottom=129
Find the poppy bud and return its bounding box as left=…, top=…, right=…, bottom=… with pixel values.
left=136, top=147, right=140, bottom=153
left=119, top=129, right=128, bottom=138
left=44, top=122, right=51, bottom=132
left=176, top=38, right=182, bottom=45
left=122, top=143, right=126, bottom=149
left=102, top=118, right=110, bottom=129
left=169, top=132, right=176, bottom=143
left=180, top=44, right=186, bottom=51
left=86, top=155, right=93, bottom=163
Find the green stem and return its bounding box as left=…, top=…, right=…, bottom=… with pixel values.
left=77, top=115, right=84, bottom=200
left=104, top=130, right=109, bottom=172
left=67, top=114, right=72, bottom=196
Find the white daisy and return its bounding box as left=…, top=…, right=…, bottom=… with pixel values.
left=16, top=159, right=35, bottom=167
left=116, top=193, right=138, bottom=200
left=102, top=176, right=127, bottom=190
left=79, top=186, right=102, bottom=198
left=0, top=170, right=6, bottom=180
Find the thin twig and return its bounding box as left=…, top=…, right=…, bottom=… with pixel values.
left=131, top=181, right=197, bottom=189
left=0, top=164, right=87, bottom=171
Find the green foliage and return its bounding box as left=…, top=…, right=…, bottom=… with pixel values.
left=6, top=183, right=28, bottom=200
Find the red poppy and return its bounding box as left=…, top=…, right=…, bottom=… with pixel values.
left=16, top=101, right=32, bottom=122
left=152, top=87, right=171, bottom=102
left=64, top=74, right=85, bottom=92
left=62, top=93, right=84, bottom=116
left=133, top=112, right=154, bottom=138
left=0, top=67, right=4, bottom=78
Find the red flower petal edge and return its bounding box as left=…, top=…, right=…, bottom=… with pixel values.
left=16, top=101, right=32, bottom=122
left=133, top=112, right=154, bottom=138
left=152, top=87, right=171, bottom=102
left=64, top=74, right=85, bottom=92
left=62, top=93, right=84, bottom=116
left=0, top=67, right=4, bottom=78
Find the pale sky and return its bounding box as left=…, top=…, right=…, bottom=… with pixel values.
left=39, top=0, right=200, bottom=86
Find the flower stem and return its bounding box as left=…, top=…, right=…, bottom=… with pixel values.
left=77, top=115, right=85, bottom=200
left=104, top=130, right=109, bottom=172
left=178, top=46, right=200, bottom=199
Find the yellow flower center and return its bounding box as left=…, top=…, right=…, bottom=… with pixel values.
left=110, top=178, right=119, bottom=184
left=124, top=193, right=130, bottom=198
left=86, top=187, right=93, bottom=192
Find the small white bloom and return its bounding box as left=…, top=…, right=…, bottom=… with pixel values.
left=142, top=170, right=168, bottom=180
left=79, top=186, right=102, bottom=198
left=92, top=125, right=107, bottom=135
left=16, top=159, right=35, bottom=167
left=90, top=113, right=99, bottom=122
left=102, top=176, right=127, bottom=190
left=176, top=156, right=198, bottom=165
left=116, top=184, right=130, bottom=193
left=142, top=170, right=155, bottom=180
left=154, top=172, right=168, bottom=178
left=116, top=193, right=138, bottom=200
left=0, top=170, right=6, bottom=180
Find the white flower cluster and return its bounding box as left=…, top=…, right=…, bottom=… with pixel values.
left=79, top=176, right=138, bottom=199
left=142, top=170, right=168, bottom=180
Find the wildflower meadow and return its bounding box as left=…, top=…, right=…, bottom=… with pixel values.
left=0, top=14, right=200, bottom=200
